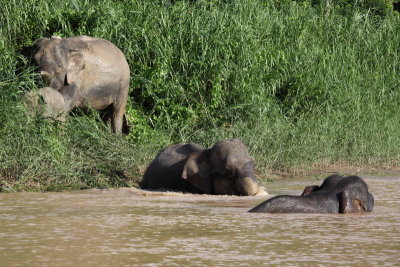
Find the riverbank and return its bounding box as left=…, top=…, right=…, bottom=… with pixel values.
left=1, top=1, right=399, bottom=192
left=2, top=161, right=400, bottom=192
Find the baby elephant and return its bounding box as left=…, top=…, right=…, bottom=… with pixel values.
left=249, top=175, right=374, bottom=213
left=141, top=139, right=267, bottom=196
left=24, top=87, right=67, bottom=122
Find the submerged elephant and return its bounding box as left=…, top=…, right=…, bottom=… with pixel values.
left=249, top=175, right=374, bottom=213
left=33, top=35, right=130, bottom=134
left=24, top=87, right=67, bottom=122
left=141, top=139, right=267, bottom=196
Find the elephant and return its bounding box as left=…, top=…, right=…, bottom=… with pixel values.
left=24, top=87, right=67, bottom=122
left=141, top=139, right=267, bottom=196
left=32, top=35, right=130, bottom=134
left=249, top=175, right=374, bottom=213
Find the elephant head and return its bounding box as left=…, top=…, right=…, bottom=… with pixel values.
left=33, top=36, right=86, bottom=90
left=336, top=176, right=374, bottom=213
left=24, top=87, right=67, bottom=122
left=182, top=139, right=265, bottom=196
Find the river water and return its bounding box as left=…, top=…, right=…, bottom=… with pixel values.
left=0, top=175, right=399, bottom=266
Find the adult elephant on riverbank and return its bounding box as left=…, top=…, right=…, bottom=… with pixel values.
left=33, top=35, right=130, bottom=134
left=141, top=139, right=267, bottom=196
left=249, top=175, right=374, bottom=213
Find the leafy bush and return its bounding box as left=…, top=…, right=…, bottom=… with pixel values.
left=299, top=0, right=399, bottom=16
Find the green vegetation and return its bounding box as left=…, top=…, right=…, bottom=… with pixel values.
left=1, top=0, right=399, bottom=191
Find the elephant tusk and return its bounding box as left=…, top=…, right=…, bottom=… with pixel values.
left=255, top=187, right=268, bottom=196
left=237, top=177, right=259, bottom=196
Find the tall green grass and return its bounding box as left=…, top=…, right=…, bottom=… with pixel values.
left=1, top=0, right=399, bottom=191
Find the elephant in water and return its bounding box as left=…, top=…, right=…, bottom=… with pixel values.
left=24, top=87, right=67, bottom=122
left=141, top=139, right=267, bottom=196
left=249, top=175, right=374, bottom=213
left=32, top=35, right=130, bottom=134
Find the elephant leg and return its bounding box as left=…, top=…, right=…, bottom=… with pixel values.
left=59, top=85, right=79, bottom=112
left=111, top=89, right=128, bottom=134
left=111, top=107, right=124, bottom=134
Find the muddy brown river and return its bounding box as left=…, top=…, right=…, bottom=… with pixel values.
left=0, top=175, right=399, bottom=266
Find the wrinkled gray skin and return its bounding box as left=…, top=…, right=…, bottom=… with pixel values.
left=249, top=175, right=374, bottom=213
left=141, top=139, right=267, bottom=196
left=25, top=87, right=67, bottom=122
left=33, top=35, right=130, bottom=134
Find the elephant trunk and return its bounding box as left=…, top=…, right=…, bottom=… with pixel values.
left=236, top=176, right=259, bottom=196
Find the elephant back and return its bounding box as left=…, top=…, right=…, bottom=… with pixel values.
left=141, top=143, right=205, bottom=191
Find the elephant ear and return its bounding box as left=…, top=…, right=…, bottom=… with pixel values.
left=301, top=185, right=320, bottom=196
left=367, top=192, right=374, bottom=212
left=66, top=50, right=85, bottom=85
left=182, top=152, right=212, bottom=194
left=338, top=191, right=367, bottom=213
left=30, top=38, right=49, bottom=64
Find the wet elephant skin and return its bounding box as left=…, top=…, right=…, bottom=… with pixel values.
left=141, top=139, right=266, bottom=196
left=249, top=175, right=374, bottom=213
